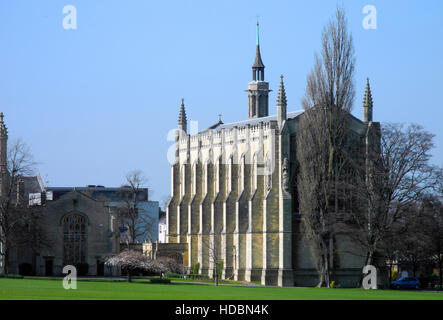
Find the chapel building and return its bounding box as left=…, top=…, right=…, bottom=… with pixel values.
left=166, top=26, right=380, bottom=287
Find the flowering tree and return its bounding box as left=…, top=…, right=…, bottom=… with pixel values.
left=104, top=250, right=184, bottom=282
left=104, top=250, right=153, bottom=282
left=156, top=256, right=185, bottom=276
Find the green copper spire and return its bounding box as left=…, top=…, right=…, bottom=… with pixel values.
left=256, top=21, right=260, bottom=46
left=252, top=20, right=265, bottom=78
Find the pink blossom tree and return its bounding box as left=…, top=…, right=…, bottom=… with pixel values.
left=104, top=250, right=185, bottom=282
left=105, top=249, right=152, bottom=282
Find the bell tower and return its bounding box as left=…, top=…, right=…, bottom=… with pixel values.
left=247, top=22, right=271, bottom=119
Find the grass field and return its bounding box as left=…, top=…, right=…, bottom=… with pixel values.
left=0, top=277, right=442, bottom=300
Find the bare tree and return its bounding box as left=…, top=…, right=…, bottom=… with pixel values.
left=380, top=225, right=404, bottom=285
left=0, top=138, right=41, bottom=274
left=200, top=236, right=222, bottom=286
left=14, top=204, right=51, bottom=275
left=397, top=203, right=430, bottom=277
left=348, top=123, right=439, bottom=270
left=419, top=195, right=443, bottom=289
left=116, top=170, right=155, bottom=243
left=296, top=7, right=355, bottom=287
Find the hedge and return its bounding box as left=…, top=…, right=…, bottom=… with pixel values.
left=0, top=274, right=24, bottom=279
left=149, top=278, right=171, bottom=284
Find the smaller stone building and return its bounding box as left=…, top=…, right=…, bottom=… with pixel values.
left=8, top=185, right=121, bottom=276
left=143, top=242, right=187, bottom=266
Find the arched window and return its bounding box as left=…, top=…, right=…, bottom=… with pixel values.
left=62, top=214, right=87, bottom=265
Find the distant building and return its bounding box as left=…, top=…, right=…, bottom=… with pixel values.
left=47, top=186, right=159, bottom=244
left=158, top=210, right=166, bottom=243
left=0, top=115, right=159, bottom=276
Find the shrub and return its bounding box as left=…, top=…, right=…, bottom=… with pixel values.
left=76, top=263, right=89, bottom=276
left=418, top=274, right=438, bottom=289
left=419, top=275, right=429, bottom=288
left=329, top=281, right=335, bottom=288
left=19, top=263, right=33, bottom=276
left=149, top=278, right=171, bottom=284
left=166, top=272, right=185, bottom=278
left=217, top=260, right=224, bottom=280
left=0, top=274, right=23, bottom=279
left=187, top=273, right=209, bottom=280
left=192, top=262, right=200, bottom=275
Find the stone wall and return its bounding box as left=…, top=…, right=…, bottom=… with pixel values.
left=167, top=121, right=295, bottom=286
left=167, top=113, right=377, bottom=287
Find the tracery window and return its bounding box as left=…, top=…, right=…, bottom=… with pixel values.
left=63, top=214, right=87, bottom=265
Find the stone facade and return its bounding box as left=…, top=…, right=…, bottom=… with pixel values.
left=166, top=34, right=380, bottom=287
left=7, top=190, right=121, bottom=276
left=143, top=242, right=188, bottom=265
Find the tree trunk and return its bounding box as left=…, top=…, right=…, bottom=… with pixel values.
left=318, top=243, right=330, bottom=287
left=412, top=261, right=417, bottom=277
left=0, top=253, right=4, bottom=274
left=388, top=263, right=392, bottom=285
left=329, top=233, right=335, bottom=283
left=366, top=250, right=374, bottom=267
left=389, top=263, right=393, bottom=285
left=325, top=250, right=330, bottom=287
left=4, top=247, right=9, bottom=274
left=32, top=248, right=37, bottom=276
left=317, top=271, right=325, bottom=288
left=439, top=258, right=442, bottom=290
left=127, top=270, right=132, bottom=282
left=215, top=265, right=218, bottom=286
left=132, top=218, right=136, bottom=243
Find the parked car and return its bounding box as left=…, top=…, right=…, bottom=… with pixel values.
left=391, top=276, right=421, bottom=289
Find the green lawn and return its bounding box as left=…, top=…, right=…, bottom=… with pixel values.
left=0, top=277, right=442, bottom=300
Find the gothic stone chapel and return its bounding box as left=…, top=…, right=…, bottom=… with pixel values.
left=166, top=25, right=380, bottom=287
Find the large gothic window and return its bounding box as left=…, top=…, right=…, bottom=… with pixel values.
left=62, top=214, right=87, bottom=265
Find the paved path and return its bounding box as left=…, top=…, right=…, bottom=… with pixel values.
left=171, top=280, right=265, bottom=287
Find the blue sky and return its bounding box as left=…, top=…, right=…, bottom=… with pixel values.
left=0, top=0, right=442, bottom=206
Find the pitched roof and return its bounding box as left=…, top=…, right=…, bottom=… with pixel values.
left=252, top=45, right=265, bottom=69
left=201, top=110, right=304, bottom=133
left=205, top=119, right=224, bottom=130
left=22, top=175, right=44, bottom=195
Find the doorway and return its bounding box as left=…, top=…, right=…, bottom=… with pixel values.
left=45, top=259, right=53, bottom=276
left=96, top=260, right=104, bottom=276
